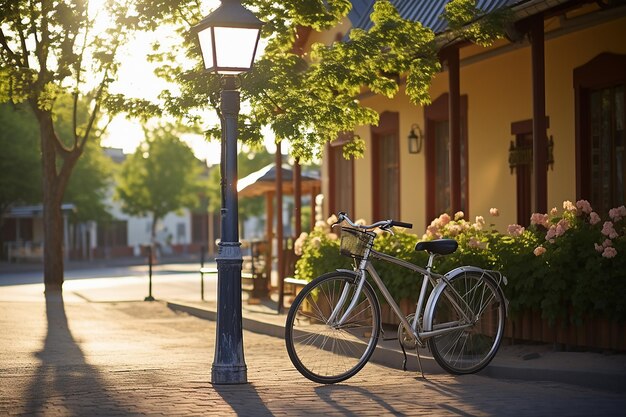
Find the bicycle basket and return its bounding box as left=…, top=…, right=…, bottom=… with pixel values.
left=340, top=227, right=375, bottom=259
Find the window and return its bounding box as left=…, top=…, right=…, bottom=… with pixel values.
left=574, top=53, right=626, bottom=214
left=328, top=142, right=354, bottom=216
left=434, top=120, right=451, bottom=214
left=372, top=112, right=400, bottom=220
left=425, top=94, right=468, bottom=222
left=589, top=86, right=624, bottom=214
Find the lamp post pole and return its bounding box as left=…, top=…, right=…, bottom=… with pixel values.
left=192, top=0, right=262, bottom=386
left=212, top=74, right=247, bottom=384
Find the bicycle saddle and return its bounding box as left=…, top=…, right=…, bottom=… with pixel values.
left=415, top=239, right=458, bottom=255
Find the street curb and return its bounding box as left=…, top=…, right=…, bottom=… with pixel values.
left=166, top=301, right=626, bottom=392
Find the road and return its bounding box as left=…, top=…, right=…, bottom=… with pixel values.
left=0, top=262, right=217, bottom=303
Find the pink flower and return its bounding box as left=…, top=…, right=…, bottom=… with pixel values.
left=294, top=232, right=309, bottom=255
left=426, top=225, right=440, bottom=238
left=594, top=243, right=604, bottom=252
left=602, top=239, right=612, bottom=248
left=534, top=246, right=546, bottom=256
left=550, top=207, right=558, bottom=216
left=507, top=224, right=525, bottom=237
left=438, top=213, right=451, bottom=227
left=468, top=237, right=481, bottom=248
left=454, top=211, right=464, bottom=221
left=590, top=212, right=601, bottom=225
left=576, top=200, right=593, bottom=214
left=601, top=222, right=618, bottom=239
left=602, top=247, right=617, bottom=259
left=555, top=219, right=570, bottom=237
left=489, top=208, right=500, bottom=217
left=546, top=226, right=557, bottom=241
left=609, top=206, right=626, bottom=222
left=563, top=200, right=576, bottom=213
left=531, top=213, right=549, bottom=228
left=448, top=224, right=462, bottom=236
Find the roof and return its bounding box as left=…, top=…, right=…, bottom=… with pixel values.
left=347, top=0, right=537, bottom=34
left=5, top=204, right=77, bottom=218
left=237, top=163, right=320, bottom=198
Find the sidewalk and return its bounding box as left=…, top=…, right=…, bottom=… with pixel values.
left=2, top=291, right=626, bottom=416
left=166, top=297, right=626, bottom=393
left=1, top=262, right=625, bottom=398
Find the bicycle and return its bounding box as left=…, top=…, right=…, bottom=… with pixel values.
left=285, top=212, right=508, bottom=384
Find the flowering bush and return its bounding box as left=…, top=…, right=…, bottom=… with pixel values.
left=293, top=216, right=351, bottom=282
left=520, top=201, right=626, bottom=324
left=294, top=201, right=626, bottom=325
left=294, top=215, right=428, bottom=299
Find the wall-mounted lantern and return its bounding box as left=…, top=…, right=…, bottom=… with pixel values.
left=408, top=124, right=424, bottom=154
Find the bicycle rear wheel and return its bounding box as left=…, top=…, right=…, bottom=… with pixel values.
left=285, top=271, right=380, bottom=384
left=427, top=270, right=505, bottom=374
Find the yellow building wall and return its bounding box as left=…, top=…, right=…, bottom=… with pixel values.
left=351, top=14, right=626, bottom=233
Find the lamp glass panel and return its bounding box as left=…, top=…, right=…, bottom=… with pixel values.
left=197, top=27, right=214, bottom=70
left=213, top=27, right=259, bottom=73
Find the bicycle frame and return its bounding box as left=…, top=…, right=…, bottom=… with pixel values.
left=330, top=248, right=476, bottom=345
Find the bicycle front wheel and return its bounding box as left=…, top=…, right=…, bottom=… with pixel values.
left=427, top=270, right=505, bottom=374
left=285, top=272, right=380, bottom=384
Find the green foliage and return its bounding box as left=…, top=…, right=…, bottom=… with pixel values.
left=441, top=0, right=512, bottom=47
left=293, top=220, right=351, bottom=282
left=0, top=100, right=113, bottom=223
left=205, top=147, right=274, bottom=215
left=64, top=140, right=114, bottom=223
left=0, top=103, right=42, bottom=212
left=115, top=123, right=203, bottom=240
left=149, top=0, right=507, bottom=162
left=296, top=202, right=626, bottom=325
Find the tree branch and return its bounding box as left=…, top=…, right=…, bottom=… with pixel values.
left=0, top=29, right=24, bottom=67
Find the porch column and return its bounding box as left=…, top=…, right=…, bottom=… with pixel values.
left=530, top=15, right=548, bottom=213
left=275, top=145, right=284, bottom=313
left=293, top=158, right=302, bottom=238
left=447, top=47, right=462, bottom=214
left=265, top=191, right=274, bottom=289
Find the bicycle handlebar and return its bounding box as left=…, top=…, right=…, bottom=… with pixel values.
left=336, top=212, right=413, bottom=230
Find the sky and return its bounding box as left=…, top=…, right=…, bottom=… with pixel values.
left=100, top=26, right=224, bottom=166
left=98, top=0, right=283, bottom=166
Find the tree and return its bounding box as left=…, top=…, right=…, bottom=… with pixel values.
left=115, top=124, right=202, bottom=248
left=0, top=0, right=160, bottom=291
left=0, top=101, right=111, bottom=255
left=151, top=0, right=508, bottom=161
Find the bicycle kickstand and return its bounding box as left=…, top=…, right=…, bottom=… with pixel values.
left=414, top=347, right=425, bottom=379
left=399, top=341, right=408, bottom=371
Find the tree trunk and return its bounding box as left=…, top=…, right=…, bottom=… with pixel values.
left=38, top=112, right=79, bottom=293
left=40, top=116, right=65, bottom=293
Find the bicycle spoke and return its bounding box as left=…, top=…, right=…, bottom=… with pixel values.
left=428, top=272, right=504, bottom=374
left=286, top=273, right=380, bottom=383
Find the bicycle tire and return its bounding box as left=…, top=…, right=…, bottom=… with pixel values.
left=285, top=271, right=380, bottom=384
left=427, top=270, right=505, bottom=374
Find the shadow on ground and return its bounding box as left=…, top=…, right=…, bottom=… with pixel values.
left=23, top=292, right=135, bottom=416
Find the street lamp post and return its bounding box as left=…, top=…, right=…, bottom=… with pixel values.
left=192, top=0, right=263, bottom=385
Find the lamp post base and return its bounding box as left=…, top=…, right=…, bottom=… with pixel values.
left=211, top=242, right=247, bottom=385
left=211, top=363, right=248, bottom=385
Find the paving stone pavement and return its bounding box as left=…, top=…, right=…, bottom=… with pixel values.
left=1, top=296, right=626, bottom=417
